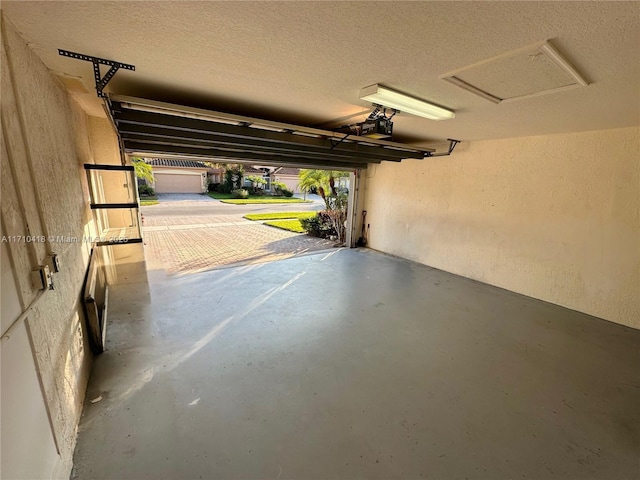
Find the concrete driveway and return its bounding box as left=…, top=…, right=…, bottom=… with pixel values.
left=142, top=193, right=332, bottom=274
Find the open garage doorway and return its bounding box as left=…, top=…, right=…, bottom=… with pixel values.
left=104, top=95, right=418, bottom=276
left=139, top=162, right=360, bottom=275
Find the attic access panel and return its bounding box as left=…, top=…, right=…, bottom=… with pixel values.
left=441, top=41, right=588, bottom=104
left=106, top=95, right=434, bottom=170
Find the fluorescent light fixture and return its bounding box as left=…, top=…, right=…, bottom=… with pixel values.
left=360, top=84, right=455, bottom=121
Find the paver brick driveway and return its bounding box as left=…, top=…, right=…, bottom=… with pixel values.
left=141, top=193, right=334, bottom=274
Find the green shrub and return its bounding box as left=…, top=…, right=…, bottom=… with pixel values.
left=138, top=184, right=155, bottom=196
left=273, top=181, right=294, bottom=197
left=224, top=165, right=244, bottom=192
left=300, top=212, right=335, bottom=238
left=231, top=188, right=249, bottom=199
left=272, top=181, right=287, bottom=194
left=207, top=182, right=220, bottom=192
left=299, top=216, right=319, bottom=235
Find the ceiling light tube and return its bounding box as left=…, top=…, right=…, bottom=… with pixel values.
left=360, top=84, right=455, bottom=121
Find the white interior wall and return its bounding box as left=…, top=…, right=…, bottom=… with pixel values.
left=0, top=15, right=100, bottom=479
left=364, top=127, right=639, bottom=329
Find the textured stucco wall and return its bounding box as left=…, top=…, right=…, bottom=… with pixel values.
left=1, top=15, right=98, bottom=478
left=364, top=127, right=640, bottom=329
left=88, top=116, right=121, bottom=165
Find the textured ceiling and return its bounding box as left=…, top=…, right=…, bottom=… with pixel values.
left=2, top=1, right=639, bottom=147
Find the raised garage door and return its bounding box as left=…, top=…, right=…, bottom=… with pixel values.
left=155, top=173, right=201, bottom=193
left=109, top=95, right=434, bottom=170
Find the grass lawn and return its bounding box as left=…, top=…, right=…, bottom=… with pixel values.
left=140, top=197, right=159, bottom=206
left=207, top=192, right=237, bottom=199
left=263, top=219, right=306, bottom=233
left=244, top=211, right=317, bottom=233
left=208, top=192, right=308, bottom=204
left=243, top=212, right=316, bottom=221
left=221, top=198, right=308, bottom=204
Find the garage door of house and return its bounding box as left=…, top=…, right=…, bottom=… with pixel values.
left=155, top=173, right=201, bottom=193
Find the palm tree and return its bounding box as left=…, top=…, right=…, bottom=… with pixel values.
left=298, top=169, right=348, bottom=208
left=298, top=169, right=328, bottom=204
left=131, top=157, right=154, bottom=183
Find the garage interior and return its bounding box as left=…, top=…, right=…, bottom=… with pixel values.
left=73, top=249, right=639, bottom=480
left=1, top=2, right=638, bottom=480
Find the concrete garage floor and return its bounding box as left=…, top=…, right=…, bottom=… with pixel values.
left=72, top=249, right=640, bottom=479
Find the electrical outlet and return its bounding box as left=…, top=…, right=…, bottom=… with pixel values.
left=45, top=253, right=61, bottom=273
left=31, top=265, right=54, bottom=290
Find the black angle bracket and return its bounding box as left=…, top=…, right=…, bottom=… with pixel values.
left=329, top=133, right=350, bottom=150
left=425, top=138, right=460, bottom=158
left=58, top=49, right=135, bottom=98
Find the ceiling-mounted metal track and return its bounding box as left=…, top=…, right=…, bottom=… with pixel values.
left=425, top=139, right=460, bottom=157
left=106, top=95, right=435, bottom=170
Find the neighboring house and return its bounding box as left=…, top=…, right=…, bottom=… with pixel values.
left=273, top=166, right=301, bottom=193
left=243, top=165, right=272, bottom=191
left=207, top=165, right=224, bottom=185
left=143, top=160, right=305, bottom=194
left=146, top=158, right=208, bottom=194
left=272, top=167, right=349, bottom=194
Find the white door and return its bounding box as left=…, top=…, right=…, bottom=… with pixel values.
left=1, top=241, right=61, bottom=479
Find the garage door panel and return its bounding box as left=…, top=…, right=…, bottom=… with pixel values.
left=155, top=173, right=201, bottom=193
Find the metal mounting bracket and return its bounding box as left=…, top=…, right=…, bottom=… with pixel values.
left=330, top=133, right=350, bottom=150
left=425, top=138, right=460, bottom=157
left=58, top=49, right=135, bottom=98
left=369, top=104, right=398, bottom=120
